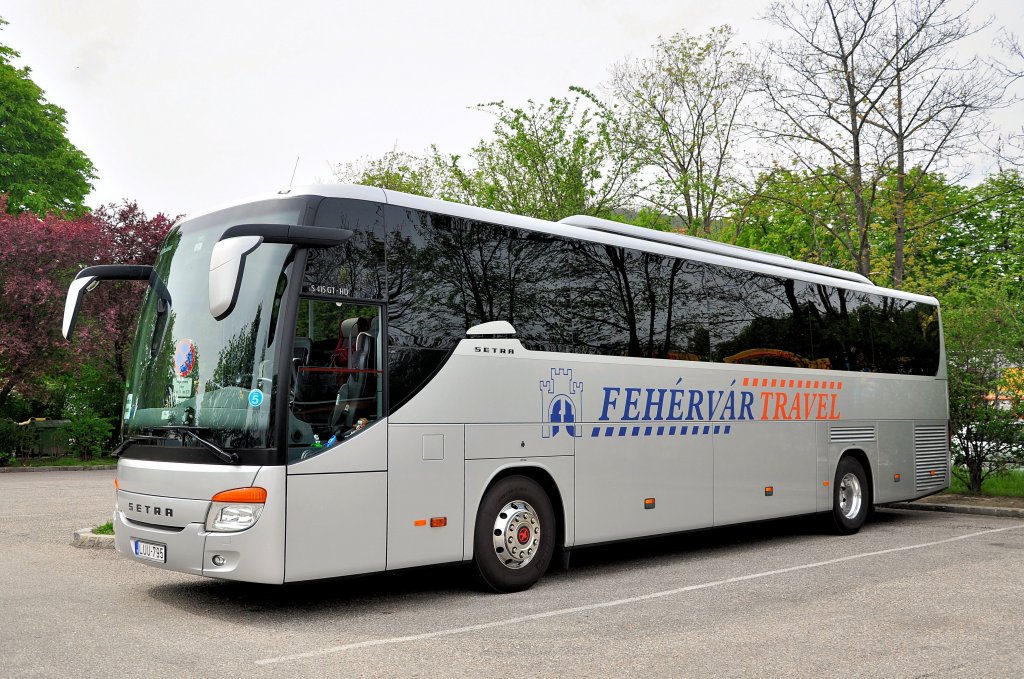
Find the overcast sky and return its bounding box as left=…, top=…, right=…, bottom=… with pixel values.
left=3, top=0, right=1023, bottom=218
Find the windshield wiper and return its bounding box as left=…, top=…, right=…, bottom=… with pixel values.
left=151, top=426, right=240, bottom=464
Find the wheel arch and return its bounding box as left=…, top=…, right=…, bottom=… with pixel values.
left=837, top=447, right=875, bottom=504
left=465, top=462, right=568, bottom=562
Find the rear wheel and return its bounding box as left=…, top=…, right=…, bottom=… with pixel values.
left=473, top=475, right=555, bottom=593
left=831, top=456, right=869, bottom=534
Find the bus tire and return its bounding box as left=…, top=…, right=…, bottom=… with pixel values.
left=831, top=456, right=869, bottom=535
left=473, top=475, right=555, bottom=593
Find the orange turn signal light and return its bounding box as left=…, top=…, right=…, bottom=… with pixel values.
left=644, top=498, right=656, bottom=509
left=894, top=473, right=901, bottom=482
left=414, top=519, right=427, bottom=527
left=211, top=487, right=267, bottom=503
left=114, top=478, right=120, bottom=490
left=430, top=517, right=447, bottom=528
left=765, top=486, right=774, bottom=496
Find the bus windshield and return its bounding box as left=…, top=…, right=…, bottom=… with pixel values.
left=123, top=198, right=308, bottom=450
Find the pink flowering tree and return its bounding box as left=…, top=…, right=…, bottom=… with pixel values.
left=87, top=201, right=177, bottom=387
left=0, top=197, right=175, bottom=419
left=0, top=196, right=104, bottom=410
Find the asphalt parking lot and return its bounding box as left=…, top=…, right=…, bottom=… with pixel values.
left=2, top=470, right=1023, bottom=678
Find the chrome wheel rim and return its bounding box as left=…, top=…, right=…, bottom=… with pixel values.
left=839, top=472, right=863, bottom=520
left=491, top=500, right=541, bottom=569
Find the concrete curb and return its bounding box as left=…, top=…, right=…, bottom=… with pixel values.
left=887, top=501, right=1024, bottom=519
left=72, top=527, right=115, bottom=549
left=0, top=465, right=117, bottom=473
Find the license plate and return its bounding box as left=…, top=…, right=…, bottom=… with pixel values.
left=132, top=538, right=166, bottom=563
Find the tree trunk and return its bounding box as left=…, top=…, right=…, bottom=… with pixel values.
left=0, top=378, right=15, bottom=412
left=969, top=462, right=984, bottom=494
left=845, top=49, right=871, bottom=280
left=892, top=71, right=907, bottom=289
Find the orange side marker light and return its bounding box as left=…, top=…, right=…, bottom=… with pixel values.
left=114, top=478, right=119, bottom=490
left=894, top=473, right=901, bottom=482
left=765, top=486, right=774, bottom=496
left=429, top=517, right=447, bottom=528
left=644, top=498, right=656, bottom=510
left=822, top=480, right=829, bottom=487
left=414, top=519, right=427, bottom=527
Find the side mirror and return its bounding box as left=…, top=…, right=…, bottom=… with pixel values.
left=209, top=224, right=352, bottom=320
left=63, top=265, right=171, bottom=340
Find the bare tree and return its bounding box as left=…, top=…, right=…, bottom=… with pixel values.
left=993, top=30, right=1024, bottom=168
left=610, top=26, right=753, bottom=236
left=866, top=0, right=1003, bottom=287
left=757, top=0, right=896, bottom=278
left=757, top=0, right=1006, bottom=284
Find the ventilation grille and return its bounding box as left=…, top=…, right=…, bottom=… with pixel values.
left=915, top=424, right=948, bottom=492
left=829, top=426, right=876, bottom=443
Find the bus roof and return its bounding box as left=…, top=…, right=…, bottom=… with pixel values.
left=556, top=214, right=874, bottom=286
left=185, top=184, right=938, bottom=306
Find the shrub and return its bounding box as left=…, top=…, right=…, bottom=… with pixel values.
left=0, top=417, right=30, bottom=458
left=60, top=415, right=114, bottom=461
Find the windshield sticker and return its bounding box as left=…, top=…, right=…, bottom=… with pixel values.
left=174, top=339, right=197, bottom=378
left=247, top=389, right=265, bottom=408
left=173, top=377, right=194, bottom=399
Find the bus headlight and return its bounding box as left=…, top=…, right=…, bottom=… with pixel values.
left=206, top=487, right=266, bottom=532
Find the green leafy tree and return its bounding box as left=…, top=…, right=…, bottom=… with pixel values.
left=449, top=89, right=640, bottom=222
left=610, top=26, right=752, bottom=235
left=59, top=413, right=113, bottom=460
left=732, top=167, right=858, bottom=270
left=333, top=145, right=453, bottom=198
left=0, top=18, right=95, bottom=215
left=944, top=286, right=1024, bottom=492
left=934, top=170, right=1024, bottom=293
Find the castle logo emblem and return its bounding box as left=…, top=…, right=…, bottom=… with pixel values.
left=540, top=368, right=583, bottom=438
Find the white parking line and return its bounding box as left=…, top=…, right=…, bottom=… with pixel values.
left=255, top=523, right=1024, bottom=667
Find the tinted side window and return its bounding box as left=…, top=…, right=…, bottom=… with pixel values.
left=506, top=230, right=574, bottom=352
left=573, top=243, right=694, bottom=358
left=806, top=286, right=940, bottom=375
left=384, top=206, right=466, bottom=410
left=664, top=258, right=712, bottom=361
left=572, top=243, right=638, bottom=356
left=707, top=266, right=818, bottom=368
left=808, top=286, right=866, bottom=371
left=304, top=198, right=386, bottom=300
left=385, top=206, right=466, bottom=349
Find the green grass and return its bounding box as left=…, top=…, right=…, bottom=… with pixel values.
left=92, top=521, right=114, bottom=535
left=948, top=469, right=1024, bottom=497
left=12, top=456, right=118, bottom=468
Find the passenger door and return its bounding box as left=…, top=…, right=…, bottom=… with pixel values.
left=284, top=297, right=388, bottom=581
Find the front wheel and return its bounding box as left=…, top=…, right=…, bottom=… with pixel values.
left=473, top=475, right=556, bottom=593
left=831, top=456, right=869, bottom=535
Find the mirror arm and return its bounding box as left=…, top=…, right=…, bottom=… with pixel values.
left=63, top=265, right=172, bottom=340
left=219, top=223, right=353, bottom=247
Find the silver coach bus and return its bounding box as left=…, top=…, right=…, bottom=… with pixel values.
left=63, top=185, right=949, bottom=592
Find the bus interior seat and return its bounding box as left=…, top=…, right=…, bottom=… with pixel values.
left=335, top=317, right=360, bottom=367
left=291, top=336, right=313, bottom=403
left=292, top=336, right=312, bottom=364
left=330, top=316, right=378, bottom=431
